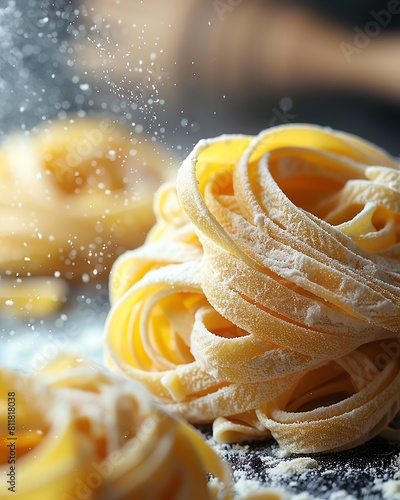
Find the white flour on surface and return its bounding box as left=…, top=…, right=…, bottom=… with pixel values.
left=205, top=434, right=400, bottom=499
left=268, top=458, right=318, bottom=476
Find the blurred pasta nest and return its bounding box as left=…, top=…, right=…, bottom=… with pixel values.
left=0, top=356, right=232, bottom=500
left=106, top=124, right=400, bottom=454
left=0, top=116, right=173, bottom=282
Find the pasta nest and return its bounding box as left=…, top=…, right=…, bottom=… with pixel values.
left=106, top=124, right=400, bottom=453
left=0, top=116, right=172, bottom=282
left=0, top=356, right=231, bottom=499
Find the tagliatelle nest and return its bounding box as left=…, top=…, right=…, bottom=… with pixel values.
left=106, top=124, right=400, bottom=454
left=0, top=116, right=173, bottom=281
left=0, top=356, right=232, bottom=499
left=0, top=116, right=174, bottom=317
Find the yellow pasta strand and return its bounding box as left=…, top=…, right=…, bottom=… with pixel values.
left=0, top=277, right=68, bottom=317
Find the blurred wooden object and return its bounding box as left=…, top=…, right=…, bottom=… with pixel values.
left=76, top=0, right=400, bottom=104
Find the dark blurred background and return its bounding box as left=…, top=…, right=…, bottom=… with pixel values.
left=0, top=0, right=399, bottom=157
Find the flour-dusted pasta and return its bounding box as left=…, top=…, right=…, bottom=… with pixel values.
left=0, top=356, right=232, bottom=499
left=106, top=124, right=400, bottom=453
left=0, top=117, right=171, bottom=280
left=0, top=116, right=173, bottom=316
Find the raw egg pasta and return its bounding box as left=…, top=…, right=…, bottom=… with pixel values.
left=0, top=356, right=232, bottom=499
left=106, top=124, right=400, bottom=453
left=0, top=117, right=172, bottom=316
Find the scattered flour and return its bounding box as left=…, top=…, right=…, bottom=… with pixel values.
left=234, top=477, right=290, bottom=499
left=328, top=490, right=357, bottom=500
left=205, top=433, right=400, bottom=499
left=380, top=480, right=400, bottom=499
left=268, top=458, right=318, bottom=476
